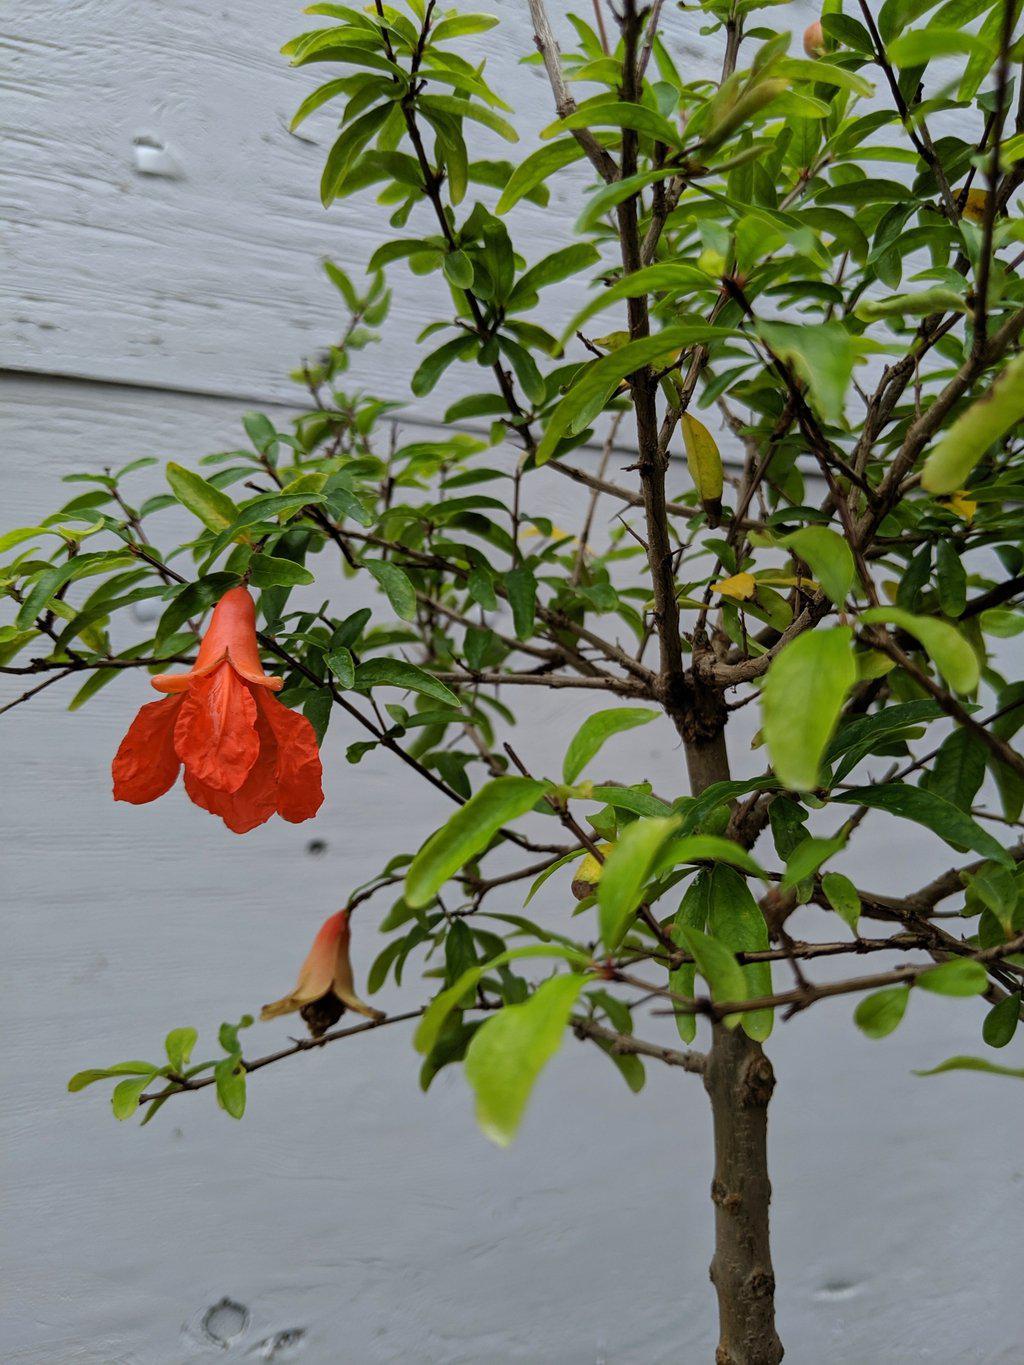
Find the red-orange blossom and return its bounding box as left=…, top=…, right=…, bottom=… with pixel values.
left=112, top=586, right=323, bottom=833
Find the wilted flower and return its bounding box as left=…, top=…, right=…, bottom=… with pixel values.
left=112, top=585, right=323, bottom=833
left=261, top=910, right=382, bottom=1037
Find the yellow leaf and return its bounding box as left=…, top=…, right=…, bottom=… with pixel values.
left=756, top=574, right=820, bottom=589
left=940, top=490, right=977, bottom=524
left=962, top=189, right=989, bottom=223
left=681, top=413, right=724, bottom=526
left=571, top=842, right=613, bottom=900
left=712, top=571, right=757, bottom=601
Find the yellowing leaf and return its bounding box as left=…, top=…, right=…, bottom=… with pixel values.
left=712, top=571, right=757, bottom=601
left=940, top=490, right=977, bottom=523
left=681, top=413, right=724, bottom=524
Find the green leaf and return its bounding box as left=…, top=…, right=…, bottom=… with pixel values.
left=464, top=972, right=589, bottom=1146
left=326, top=646, right=355, bottom=688
left=982, top=992, right=1021, bottom=1048
left=676, top=926, right=746, bottom=1028
left=562, top=707, right=659, bottom=784
left=15, top=552, right=135, bottom=630
left=575, top=167, right=684, bottom=233
left=411, top=333, right=478, bottom=396
left=778, top=527, right=854, bottom=606
left=921, top=352, right=1024, bottom=494
left=112, top=1072, right=158, bottom=1121
left=887, top=27, right=987, bottom=67
left=164, top=1027, right=198, bottom=1072
left=443, top=250, right=474, bottom=289
left=914, top=1055, right=1024, bottom=1080
left=706, top=866, right=773, bottom=1041
left=670, top=874, right=709, bottom=1043
left=916, top=958, right=988, bottom=997
left=541, top=100, right=684, bottom=149
left=762, top=626, right=856, bottom=791
left=781, top=833, right=846, bottom=890
left=936, top=539, right=967, bottom=618
left=321, top=102, right=395, bottom=205
left=354, top=657, right=459, bottom=708
left=589, top=785, right=674, bottom=818
left=832, top=784, right=1013, bottom=866
left=597, top=816, right=680, bottom=948
left=537, top=325, right=733, bottom=464
left=214, top=1057, right=247, bottom=1119
left=406, top=777, right=549, bottom=908
left=854, top=986, right=910, bottom=1039
left=505, top=565, right=536, bottom=638
left=509, top=243, right=600, bottom=310
left=68, top=1061, right=161, bottom=1093
left=821, top=871, right=860, bottom=932
left=860, top=607, right=979, bottom=693
left=166, top=462, right=239, bottom=533
left=657, top=835, right=767, bottom=879
left=920, top=728, right=986, bottom=812
left=496, top=138, right=586, bottom=215
left=247, top=554, right=315, bottom=588
left=560, top=262, right=712, bottom=343
left=414, top=943, right=589, bottom=1055
left=363, top=559, right=417, bottom=620
left=242, top=411, right=278, bottom=455
left=756, top=320, right=854, bottom=425
left=431, top=12, right=500, bottom=41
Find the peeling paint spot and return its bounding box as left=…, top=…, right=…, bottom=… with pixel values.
left=248, top=1327, right=307, bottom=1359
left=200, top=1296, right=249, bottom=1347
left=132, top=135, right=184, bottom=180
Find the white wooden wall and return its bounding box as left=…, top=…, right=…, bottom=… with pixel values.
left=3, top=4, right=1023, bottom=1363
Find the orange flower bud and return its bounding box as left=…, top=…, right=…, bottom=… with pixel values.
left=803, top=20, right=825, bottom=57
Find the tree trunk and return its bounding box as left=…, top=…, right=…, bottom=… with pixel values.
left=703, top=1024, right=784, bottom=1365
left=684, top=706, right=783, bottom=1362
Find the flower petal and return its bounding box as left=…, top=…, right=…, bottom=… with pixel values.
left=174, top=663, right=259, bottom=794
left=182, top=717, right=277, bottom=834
left=152, top=586, right=282, bottom=693
left=112, top=695, right=183, bottom=804
left=255, top=689, right=324, bottom=823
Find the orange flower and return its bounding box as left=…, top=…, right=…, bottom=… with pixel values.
left=261, top=910, right=382, bottom=1037
left=112, top=585, right=323, bottom=833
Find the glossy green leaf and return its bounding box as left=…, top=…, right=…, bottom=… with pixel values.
left=833, top=784, right=1013, bottom=866
left=363, top=559, right=417, bottom=620
left=354, top=657, right=459, bottom=708
left=860, top=607, right=979, bottom=693
left=562, top=707, right=659, bottom=784
left=164, top=1028, right=198, bottom=1073
left=756, top=320, right=854, bottom=425
left=916, top=958, right=988, bottom=997
left=598, top=816, right=680, bottom=948
left=166, top=463, right=240, bottom=533
left=248, top=554, right=314, bottom=588
left=465, top=972, right=589, bottom=1146
left=821, top=871, right=860, bottom=932
left=762, top=627, right=856, bottom=791
left=854, top=985, right=909, bottom=1039
left=676, top=926, right=746, bottom=1028
left=406, top=777, right=549, bottom=908
left=914, top=1055, right=1024, bottom=1080
left=921, top=353, right=1024, bottom=494
left=779, top=526, right=854, bottom=605
left=414, top=943, right=589, bottom=1056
